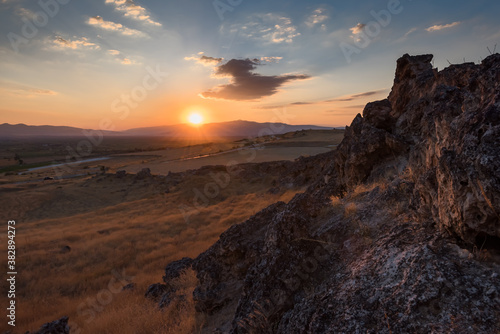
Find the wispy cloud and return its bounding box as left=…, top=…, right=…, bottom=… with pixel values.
left=236, top=13, right=300, bottom=44
left=394, top=27, right=418, bottom=43
left=426, top=21, right=461, bottom=32
left=107, top=49, right=139, bottom=65
left=185, top=52, right=224, bottom=66
left=200, top=58, right=310, bottom=101
left=254, top=90, right=386, bottom=110
left=260, top=56, right=283, bottom=63
left=14, top=7, right=38, bottom=20
left=53, top=36, right=100, bottom=50
left=350, top=23, right=366, bottom=35
left=0, top=82, right=58, bottom=98
left=326, top=90, right=386, bottom=102
left=305, top=8, right=328, bottom=28
left=87, top=16, right=147, bottom=37
left=348, top=23, right=368, bottom=43
left=104, top=0, right=161, bottom=27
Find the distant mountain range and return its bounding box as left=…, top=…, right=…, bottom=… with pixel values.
left=0, top=121, right=333, bottom=139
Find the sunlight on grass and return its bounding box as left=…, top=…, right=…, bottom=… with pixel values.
left=3, top=172, right=301, bottom=333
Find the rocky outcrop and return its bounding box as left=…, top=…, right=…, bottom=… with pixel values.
left=28, top=316, right=70, bottom=334
left=146, top=257, right=194, bottom=308
left=153, top=54, right=500, bottom=333
left=386, top=54, right=500, bottom=245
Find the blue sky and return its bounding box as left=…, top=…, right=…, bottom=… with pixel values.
left=0, top=0, right=499, bottom=129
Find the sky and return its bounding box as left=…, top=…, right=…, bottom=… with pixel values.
left=0, top=0, right=499, bottom=130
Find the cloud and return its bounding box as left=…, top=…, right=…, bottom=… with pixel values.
left=53, top=36, right=100, bottom=50
left=200, top=58, right=310, bottom=101
left=254, top=101, right=313, bottom=110
left=236, top=13, right=300, bottom=44
left=326, top=90, right=386, bottom=102
left=0, top=82, right=58, bottom=98
left=105, top=0, right=161, bottom=27
left=87, top=16, right=147, bottom=37
left=305, top=8, right=328, bottom=28
left=260, top=56, right=283, bottom=63
left=185, top=53, right=224, bottom=66
left=426, top=21, right=461, bottom=32
left=394, top=27, right=418, bottom=43
left=254, top=90, right=387, bottom=109
left=350, top=23, right=366, bottom=35
left=107, top=49, right=139, bottom=65
left=15, top=7, right=36, bottom=19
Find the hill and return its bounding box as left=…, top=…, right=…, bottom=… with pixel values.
left=0, top=121, right=332, bottom=139
left=121, top=120, right=332, bottom=138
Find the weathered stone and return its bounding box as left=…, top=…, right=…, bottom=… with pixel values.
left=29, top=316, right=70, bottom=334
left=163, top=257, right=193, bottom=283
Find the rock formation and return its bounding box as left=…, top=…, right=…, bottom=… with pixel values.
left=153, top=54, right=500, bottom=333
left=27, top=316, right=70, bottom=334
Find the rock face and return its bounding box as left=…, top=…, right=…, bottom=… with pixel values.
left=28, top=316, right=70, bottom=334
left=156, top=54, right=500, bottom=333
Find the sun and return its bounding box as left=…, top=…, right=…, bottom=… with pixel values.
left=188, top=113, right=203, bottom=125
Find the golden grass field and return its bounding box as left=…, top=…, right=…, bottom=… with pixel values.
left=0, top=130, right=344, bottom=333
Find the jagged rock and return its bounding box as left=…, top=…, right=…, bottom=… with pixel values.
left=163, top=257, right=193, bottom=282
left=155, top=54, right=500, bottom=333
left=145, top=258, right=194, bottom=308
left=158, top=290, right=175, bottom=308
left=29, top=316, right=70, bottom=334
left=387, top=53, right=500, bottom=244
left=145, top=283, right=169, bottom=301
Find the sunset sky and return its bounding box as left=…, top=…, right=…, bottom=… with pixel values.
left=1, top=0, right=499, bottom=130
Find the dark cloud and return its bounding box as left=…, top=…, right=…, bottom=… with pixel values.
left=351, top=90, right=381, bottom=98
left=253, top=101, right=312, bottom=109
left=200, top=58, right=310, bottom=101
left=325, top=89, right=386, bottom=102
left=290, top=102, right=313, bottom=105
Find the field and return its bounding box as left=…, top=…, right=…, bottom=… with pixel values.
left=0, top=130, right=344, bottom=333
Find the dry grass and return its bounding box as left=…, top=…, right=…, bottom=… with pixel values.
left=344, top=202, right=358, bottom=217
left=350, top=181, right=388, bottom=198
left=0, top=171, right=300, bottom=333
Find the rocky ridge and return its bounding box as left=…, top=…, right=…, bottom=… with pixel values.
left=153, top=54, right=500, bottom=333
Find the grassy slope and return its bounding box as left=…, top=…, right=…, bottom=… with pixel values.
left=0, top=171, right=300, bottom=333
